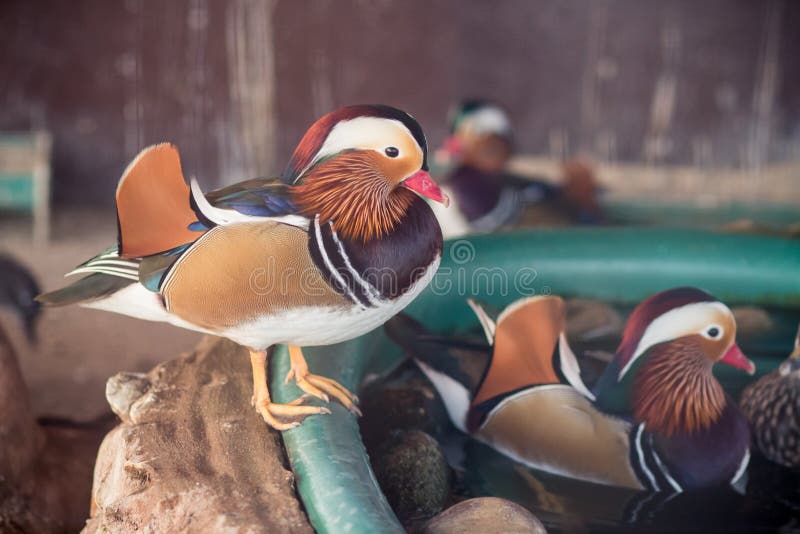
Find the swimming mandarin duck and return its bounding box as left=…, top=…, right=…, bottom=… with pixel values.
left=386, top=287, right=755, bottom=491
left=431, top=100, right=529, bottom=237
left=432, top=100, right=603, bottom=237
left=740, top=323, right=800, bottom=469
left=38, top=105, right=447, bottom=431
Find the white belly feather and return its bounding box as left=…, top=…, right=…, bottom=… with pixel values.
left=83, top=256, right=440, bottom=350
left=220, top=256, right=440, bottom=348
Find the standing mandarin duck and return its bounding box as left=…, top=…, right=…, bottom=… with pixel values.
left=740, top=323, right=800, bottom=468
left=38, top=105, right=447, bottom=431
left=386, top=287, right=755, bottom=491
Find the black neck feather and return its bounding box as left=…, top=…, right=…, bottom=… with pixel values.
left=308, top=197, right=442, bottom=304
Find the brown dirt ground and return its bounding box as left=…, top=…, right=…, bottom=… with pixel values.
left=0, top=208, right=201, bottom=421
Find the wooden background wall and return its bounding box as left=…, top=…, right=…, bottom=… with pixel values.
left=1, top=0, right=798, bottom=206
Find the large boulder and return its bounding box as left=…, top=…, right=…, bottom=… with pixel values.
left=85, top=336, right=312, bottom=533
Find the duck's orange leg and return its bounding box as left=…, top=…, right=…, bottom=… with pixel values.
left=284, top=345, right=361, bottom=416
left=249, top=349, right=330, bottom=430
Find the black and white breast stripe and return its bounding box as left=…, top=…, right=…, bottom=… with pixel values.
left=308, top=215, right=384, bottom=309
left=629, top=423, right=683, bottom=493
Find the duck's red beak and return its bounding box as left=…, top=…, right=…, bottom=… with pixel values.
left=441, top=135, right=463, bottom=158
left=720, top=343, right=756, bottom=375
left=433, top=136, right=464, bottom=167
left=401, top=170, right=450, bottom=206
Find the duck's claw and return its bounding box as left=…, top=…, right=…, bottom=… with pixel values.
left=308, top=374, right=361, bottom=416
left=286, top=345, right=361, bottom=415
left=253, top=396, right=331, bottom=431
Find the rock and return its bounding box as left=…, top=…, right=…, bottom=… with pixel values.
left=0, top=324, right=110, bottom=533
left=372, top=430, right=450, bottom=523
left=37, top=416, right=117, bottom=530
left=360, top=371, right=451, bottom=450
left=0, top=324, right=41, bottom=483
left=85, top=336, right=312, bottom=533
left=104, top=372, right=151, bottom=423
left=423, top=497, right=546, bottom=534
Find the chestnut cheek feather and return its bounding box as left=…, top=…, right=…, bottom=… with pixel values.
left=292, top=151, right=418, bottom=242
left=632, top=338, right=726, bottom=436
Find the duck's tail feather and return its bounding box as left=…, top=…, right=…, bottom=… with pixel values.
left=66, top=246, right=141, bottom=281
left=385, top=313, right=491, bottom=432
left=38, top=246, right=141, bottom=306
left=36, top=273, right=134, bottom=307
left=38, top=274, right=170, bottom=323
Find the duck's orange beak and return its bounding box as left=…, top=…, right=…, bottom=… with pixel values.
left=720, top=343, right=756, bottom=375
left=401, top=170, right=450, bottom=206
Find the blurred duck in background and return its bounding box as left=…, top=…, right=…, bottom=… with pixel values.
left=552, top=159, right=604, bottom=225
left=432, top=99, right=538, bottom=238
left=432, top=99, right=604, bottom=238
left=740, top=323, right=800, bottom=469
left=0, top=254, right=41, bottom=343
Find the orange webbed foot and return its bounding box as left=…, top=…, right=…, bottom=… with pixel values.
left=286, top=345, right=362, bottom=416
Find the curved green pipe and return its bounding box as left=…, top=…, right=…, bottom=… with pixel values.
left=603, top=199, right=800, bottom=228
left=409, top=227, right=800, bottom=331
left=271, top=227, right=800, bottom=533
left=271, top=338, right=405, bottom=534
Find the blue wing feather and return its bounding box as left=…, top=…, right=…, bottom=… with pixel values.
left=205, top=177, right=298, bottom=218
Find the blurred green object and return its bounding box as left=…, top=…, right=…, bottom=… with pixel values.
left=0, top=132, right=52, bottom=242
left=409, top=227, right=800, bottom=332
left=0, top=174, right=34, bottom=210
left=604, top=199, right=800, bottom=230
left=270, top=227, right=800, bottom=533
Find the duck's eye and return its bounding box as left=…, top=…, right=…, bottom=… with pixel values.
left=705, top=326, right=721, bottom=339
left=384, top=146, right=399, bottom=158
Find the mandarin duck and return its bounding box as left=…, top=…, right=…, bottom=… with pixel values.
left=386, top=287, right=755, bottom=491
left=0, top=254, right=41, bottom=342
left=37, top=105, right=447, bottom=430
left=432, top=101, right=603, bottom=237
left=740, top=323, right=800, bottom=469
left=431, top=100, right=531, bottom=237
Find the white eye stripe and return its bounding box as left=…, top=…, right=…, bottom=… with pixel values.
left=459, top=107, right=511, bottom=137
left=619, top=301, right=731, bottom=380
left=301, top=117, right=421, bottom=178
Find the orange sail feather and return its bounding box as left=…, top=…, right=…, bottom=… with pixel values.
left=115, top=144, right=205, bottom=258
left=472, top=296, right=564, bottom=407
